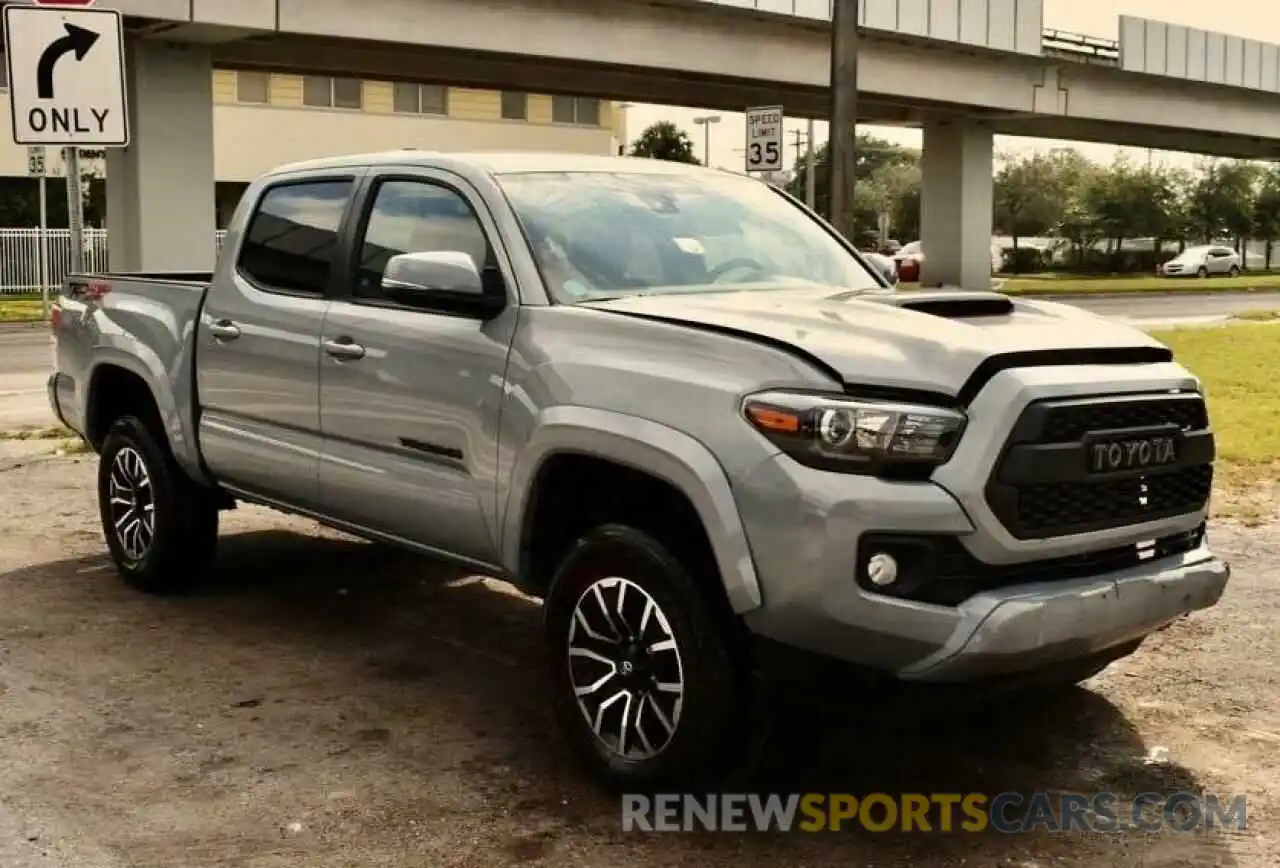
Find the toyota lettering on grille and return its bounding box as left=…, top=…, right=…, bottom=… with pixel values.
left=1090, top=436, right=1178, bottom=473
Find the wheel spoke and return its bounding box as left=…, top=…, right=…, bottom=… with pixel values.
left=615, top=691, right=635, bottom=756
left=644, top=692, right=676, bottom=735
left=592, top=689, right=629, bottom=737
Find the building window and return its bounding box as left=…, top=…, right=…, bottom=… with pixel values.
left=500, top=91, right=527, bottom=120
left=393, top=82, right=448, bottom=115
left=551, top=95, right=600, bottom=125
left=303, top=75, right=363, bottom=109
left=236, top=71, right=269, bottom=104
left=333, top=77, right=363, bottom=109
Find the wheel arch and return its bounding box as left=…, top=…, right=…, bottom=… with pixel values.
left=502, top=407, right=762, bottom=614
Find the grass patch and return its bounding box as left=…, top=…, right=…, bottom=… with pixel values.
left=0, top=299, right=46, bottom=323
left=1001, top=274, right=1280, bottom=294
left=1, top=424, right=74, bottom=441
left=899, top=274, right=1280, bottom=294
left=1230, top=309, right=1280, bottom=322
left=1151, top=322, right=1280, bottom=524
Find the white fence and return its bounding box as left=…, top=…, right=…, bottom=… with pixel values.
left=0, top=229, right=229, bottom=295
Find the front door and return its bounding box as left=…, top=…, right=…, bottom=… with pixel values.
left=317, top=170, right=518, bottom=566
left=197, top=173, right=360, bottom=508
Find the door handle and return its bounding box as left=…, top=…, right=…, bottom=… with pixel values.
left=207, top=319, right=241, bottom=340
left=323, top=337, right=365, bottom=360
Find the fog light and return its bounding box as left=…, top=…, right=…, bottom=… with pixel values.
left=866, top=552, right=898, bottom=586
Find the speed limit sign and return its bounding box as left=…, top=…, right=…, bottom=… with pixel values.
left=27, top=146, right=46, bottom=177
left=744, top=105, right=783, bottom=173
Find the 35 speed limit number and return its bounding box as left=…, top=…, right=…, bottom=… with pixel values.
left=744, top=105, right=783, bottom=172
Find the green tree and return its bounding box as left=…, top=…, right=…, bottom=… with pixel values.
left=1252, top=165, right=1280, bottom=269
left=993, top=152, right=1075, bottom=270
left=785, top=134, right=919, bottom=243
left=1187, top=159, right=1258, bottom=252
left=629, top=122, right=700, bottom=164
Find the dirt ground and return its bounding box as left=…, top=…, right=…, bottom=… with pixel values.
left=0, top=448, right=1276, bottom=868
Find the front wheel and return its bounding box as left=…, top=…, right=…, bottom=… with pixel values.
left=1196, top=266, right=1208, bottom=278
left=1229, top=265, right=1240, bottom=277
left=98, top=416, right=219, bottom=594
left=543, top=524, right=750, bottom=791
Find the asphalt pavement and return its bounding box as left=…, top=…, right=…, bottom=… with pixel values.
left=0, top=326, right=53, bottom=431
left=2, top=289, right=1278, bottom=431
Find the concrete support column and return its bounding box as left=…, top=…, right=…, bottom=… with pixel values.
left=919, top=119, right=994, bottom=291
left=105, top=40, right=216, bottom=273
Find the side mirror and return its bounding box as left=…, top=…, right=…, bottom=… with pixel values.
left=382, top=251, right=505, bottom=316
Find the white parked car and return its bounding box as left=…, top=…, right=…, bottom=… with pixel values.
left=1160, top=245, right=1241, bottom=278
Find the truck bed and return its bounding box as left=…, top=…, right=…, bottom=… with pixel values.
left=52, top=271, right=214, bottom=482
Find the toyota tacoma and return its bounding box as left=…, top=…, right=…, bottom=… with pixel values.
left=48, top=151, right=1229, bottom=790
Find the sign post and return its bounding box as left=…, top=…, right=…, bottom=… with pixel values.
left=27, top=147, right=51, bottom=316
left=4, top=0, right=127, bottom=287
left=744, top=105, right=783, bottom=174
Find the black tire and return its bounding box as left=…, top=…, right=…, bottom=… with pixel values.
left=1196, top=266, right=1208, bottom=278
left=97, top=415, right=219, bottom=594
left=543, top=524, right=750, bottom=792
left=1229, top=265, right=1240, bottom=277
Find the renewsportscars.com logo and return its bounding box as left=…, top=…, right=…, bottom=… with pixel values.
left=621, top=792, right=1248, bottom=834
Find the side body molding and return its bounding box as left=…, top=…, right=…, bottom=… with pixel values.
left=501, top=406, right=764, bottom=613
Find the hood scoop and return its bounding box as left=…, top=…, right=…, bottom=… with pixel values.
left=858, top=290, right=1015, bottom=319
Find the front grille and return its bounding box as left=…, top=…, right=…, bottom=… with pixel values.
left=986, top=393, right=1214, bottom=539
left=1040, top=397, right=1208, bottom=442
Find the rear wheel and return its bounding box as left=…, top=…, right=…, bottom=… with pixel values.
left=544, top=524, right=750, bottom=791
left=1229, top=265, right=1240, bottom=277
left=98, top=416, right=219, bottom=594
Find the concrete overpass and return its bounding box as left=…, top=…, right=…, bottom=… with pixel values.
left=8, top=0, right=1280, bottom=289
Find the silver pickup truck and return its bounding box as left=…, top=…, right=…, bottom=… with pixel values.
left=49, top=151, right=1229, bottom=790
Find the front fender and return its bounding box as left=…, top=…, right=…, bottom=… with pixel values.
left=502, top=406, right=763, bottom=613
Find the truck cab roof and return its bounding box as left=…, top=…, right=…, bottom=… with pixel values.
left=263, top=150, right=723, bottom=180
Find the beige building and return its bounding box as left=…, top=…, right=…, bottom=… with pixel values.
left=0, top=61, right=628, bottom=213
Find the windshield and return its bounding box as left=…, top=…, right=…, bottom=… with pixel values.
left=496, top=170, right=883, bottom=302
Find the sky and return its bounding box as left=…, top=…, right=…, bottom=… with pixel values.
left=619, top=0, right=1268, bottom=172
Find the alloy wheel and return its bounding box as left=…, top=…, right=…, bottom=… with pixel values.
left=567, top=576, right=685, bottom=761
left=107, top=446, right=155, bottom=563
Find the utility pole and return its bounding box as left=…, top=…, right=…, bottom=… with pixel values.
left=828, top=0, right=859, bottom=240
left=789, top=129, right=806, bottom=168
left=805, top=118, right=816, bottom=210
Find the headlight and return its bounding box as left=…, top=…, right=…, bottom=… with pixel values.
left=742, top=390, right=966, bottom=476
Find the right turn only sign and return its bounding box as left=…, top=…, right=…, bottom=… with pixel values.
left=744, top=105, right=783, bottom=173
left=3, top=3, right=129, bottom=146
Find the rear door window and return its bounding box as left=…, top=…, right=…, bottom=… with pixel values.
left=237, top=179, right=354, bottom=295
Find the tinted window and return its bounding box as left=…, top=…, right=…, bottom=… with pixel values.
left=354, top=180, right=491, bottom=300
left=237, top=180, right=353, bottom=295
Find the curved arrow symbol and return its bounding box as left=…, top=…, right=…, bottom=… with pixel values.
left=36, top=23, right=100, bottom=100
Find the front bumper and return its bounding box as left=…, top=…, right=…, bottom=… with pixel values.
left=897, top=548, right=1228, bottom=681
left=735, top=451, right=1230, bottom=683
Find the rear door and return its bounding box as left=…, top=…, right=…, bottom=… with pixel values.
left=196, top=170, right=362, bottom=508
left=316, top=167, right=519, bottom=565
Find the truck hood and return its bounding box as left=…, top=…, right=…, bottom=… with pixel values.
left=587, top=287, right=1172, bottom=402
